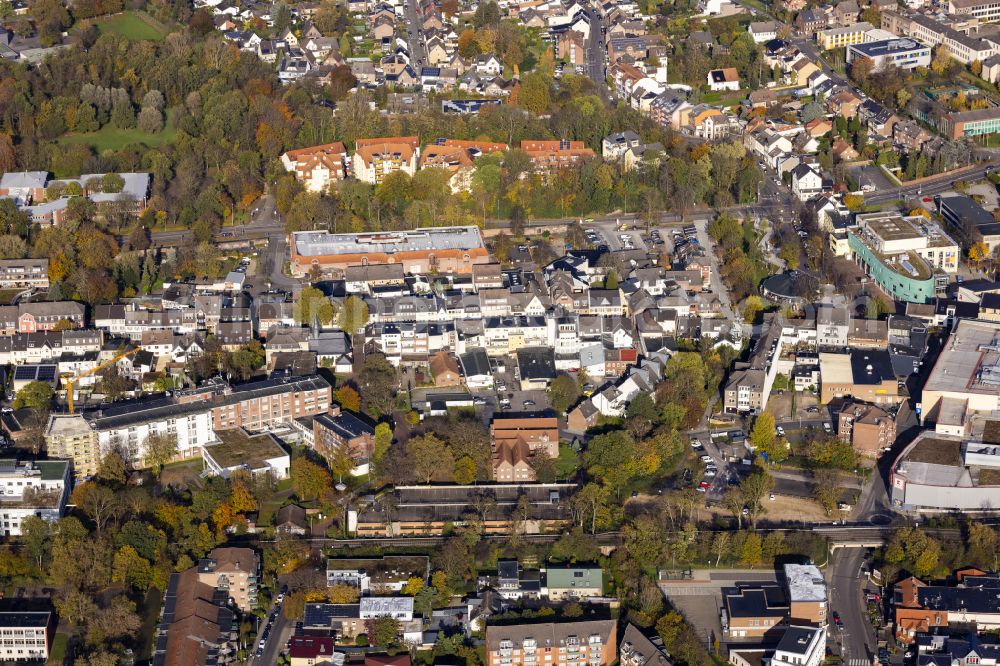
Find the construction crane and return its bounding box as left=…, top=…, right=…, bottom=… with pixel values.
left=63, top=346, right=143, bottom=414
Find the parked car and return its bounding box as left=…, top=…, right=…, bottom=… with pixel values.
left=700, top=454, right=713, bottom=463
left=776, top=426, right=785, bottom=437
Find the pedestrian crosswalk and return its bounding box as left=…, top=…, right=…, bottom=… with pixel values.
left=848, top=659, right=870, bottom=666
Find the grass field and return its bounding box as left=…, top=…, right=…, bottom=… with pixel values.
left=95, top=12, right=167, bottom=41
left=46, top=633, right=67, bottom=666
left=60, top=109, right=177, bottom=152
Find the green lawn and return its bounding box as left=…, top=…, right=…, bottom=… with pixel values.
left=95, top=12, right=167, bottom=41
left=46, top=633, right=68, bottom=666
left=60, top=109, right=177, bottom=152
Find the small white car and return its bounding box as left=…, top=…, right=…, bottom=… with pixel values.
left=776, top=426, right=785, bottom=437
left=700, top=454, right=713, bottom=463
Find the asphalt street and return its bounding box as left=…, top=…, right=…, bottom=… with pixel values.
left=583, top=7, right=610, bottom=101
left=402, top=0, right=426, bottom=67
left=829, top=547, right=876, bottom=666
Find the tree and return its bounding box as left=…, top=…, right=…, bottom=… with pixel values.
left=111, top=545, right=153, bottom=591
left=742, top=294, right=764, bottom=324
left=931, top=45, right=953, bottom=75
left=454, top=456, right=477, bottom=484
left=337, top=294, right=369, bottom=334
left=970, top=241, right=990, bottom=266
left=365, top=616, right=401, bottom=647
left=750, top=413, right=778, bottom=460
left=605, top=269, right=619, bottom=290
left=0, top=234, right=26, bottom=259
left=335, top=386, right=362, bottom=412
left=373, top=423, right=392, bottom=473
left=473, top=0, right=499, bottom=27
left=357, top=354, right=398, bottom=417
left=740, top=531, right=763, bottom=568
left=71, top=482, right=118, bottom=531
left=812, top=469, right=840, bottom=516
left=137, top=106, right=163, bottom=133
left=518, top=74, right=551, bottom=115
left=408, top=434, right=455, bottom=483
left=548, top=373, right=580, bottom=412
left=13, top=381, right=53, bottom=411
left=143, top=432, right=178, bottom=474
left=740, top=467, right=775, bottom=529
left=291, top=457, right=332, bottom=501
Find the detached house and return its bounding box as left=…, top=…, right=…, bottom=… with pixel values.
left=707, top=67, right=740, bottom=91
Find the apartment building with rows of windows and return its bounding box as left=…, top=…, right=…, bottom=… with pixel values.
left=485, top=620, right=618, bottom=666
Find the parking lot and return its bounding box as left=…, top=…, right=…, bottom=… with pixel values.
left=659, top=569, right=781, bottom=648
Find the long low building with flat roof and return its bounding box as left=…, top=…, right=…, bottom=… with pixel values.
left=846, top=37, right=930, bottom=70
left=890, top=417, right=1000, bottom=511
left=921, top=318, right=1000, bottom=427
left=289, top=226, right=491, bottom=277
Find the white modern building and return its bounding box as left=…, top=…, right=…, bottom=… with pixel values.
left=0, top=612, right=54, bottom=662
left=846, top=37, right=931, bottom=70
left=0, top=460, right=70, bottom=536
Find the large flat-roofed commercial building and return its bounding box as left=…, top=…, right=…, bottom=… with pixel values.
left=289, top=227, right=491, bottom=277
left=921, top=319, right=1000, bottom=427
left=819, top=350, right=901, bottom=405
left=890, top=418, right=1000, bottom=511
left=847, top=38, right=930, bottom=70
left=847, top=212, right=958, bottom=303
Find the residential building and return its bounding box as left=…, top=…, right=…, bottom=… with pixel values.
left=0, top=459, right=70, bottom=536
left=771, top=626, right=827, bottom=666
left=71, top=375, right=331, bottom=469
left=281, top=142, right=350, bottom=192
left=0, top=259, right=48, bottom=289
left=485, top=620, right=618, bottom=666
left=520, top=139, right=596, bottom=174
left=837, top=401, right=896, bottom=458
left=723, top=367, right=766, bottom=414
left=0, top=612, right=55, bottom=662
left=154, top=568, right=239, bottom=666
left=289, top=226, right=490, bottom=277
left=419, top=139, right=508, bottom=192
left=311, top=407, right=375, bottom=475
left=302, top=598, right=415, bottom=640
left=619, top=624, right=672, bottom=666
left=352, top=136, right=420, bottom=184
left=707, top=67, right=740, bottom=91
left=542, top=566, right=604, bottom=600
left=491, top=414, right=559, bottom=482
left=325, top=555, right=429, bottom=592
left=784, top=563, right=828, bottom=626
left=351, top=483, right=575, bottom=536
left=290, top=636, right=337, bottom=666
left=43, top=414, right=100, bottom=478
left=201, top=428, right=291, bottom=481
left=0, top=301, right=86, bottom=335
left=749, top=20, right=780, bottom=42
left=791, top=163, right=823, bottom=202
left=602, top=130, right=644, bottom=160
left=723, top=585, right=789, bottom=639
left=846, top=37, right=931, bottom=70
left=197, top=547, right=259, bottom=612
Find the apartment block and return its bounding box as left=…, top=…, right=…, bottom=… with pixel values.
left=0, top=459, right=69, bottom=536
left=0, top=259, right=49, bottom=289
left=197, top=547, right=259, bottom=612
left=0, top=611, right=55, bottom=662
left=43, top=414, right=100, bottom=478
left=485, top=620, right=618, bottom=666
left=352, top=136, right=420, bottom=184
left=837, top=401, right=896, bottom=458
